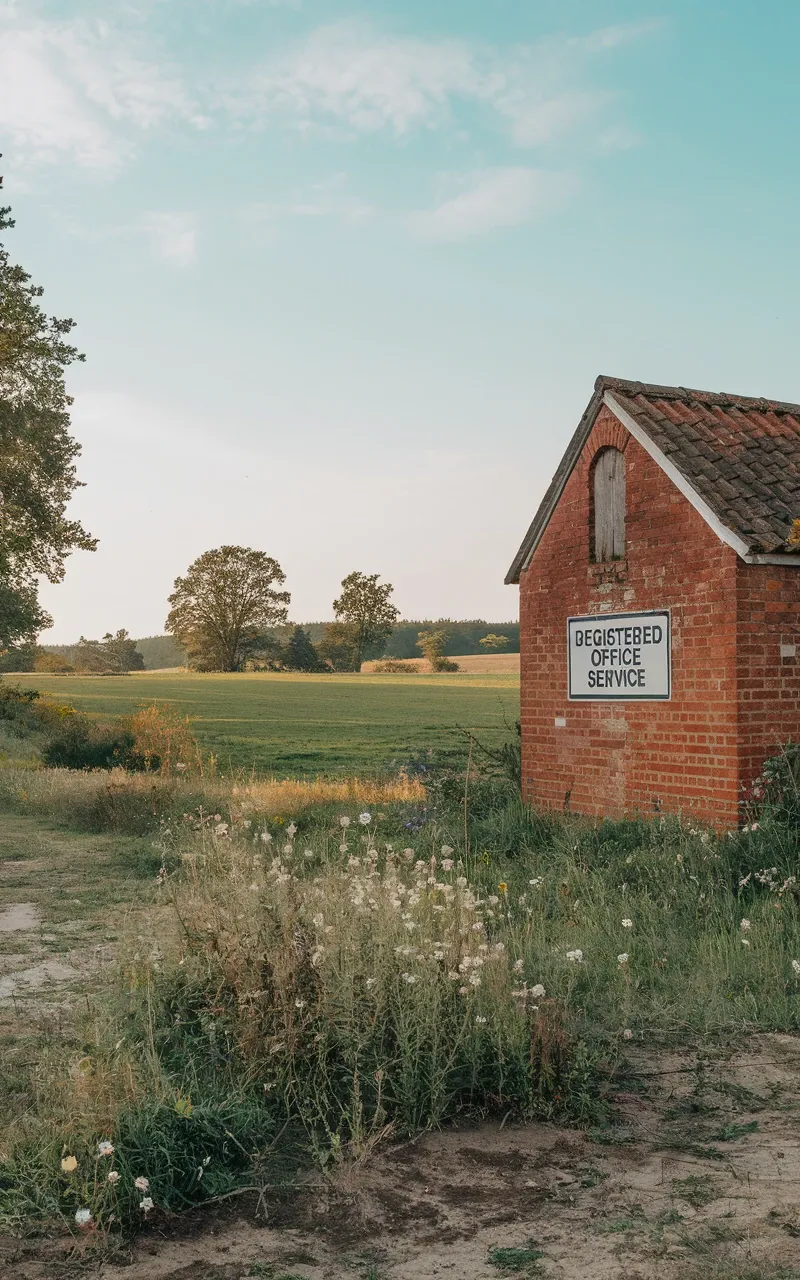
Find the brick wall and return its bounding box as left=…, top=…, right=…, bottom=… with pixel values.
left=519, top=405, right=742, bottom=828
left=736, top=562, right=800, bottom=797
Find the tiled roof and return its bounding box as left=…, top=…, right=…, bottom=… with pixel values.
left=506, top=375, right=800, bottom=584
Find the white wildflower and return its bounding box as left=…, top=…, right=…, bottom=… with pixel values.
left=475, top=1015, right=487, bottom=1025
left=741, top=938, right=751, bottom=947
left=513, top=959, right=524, bottom=973
left=107, top=1171, right=120, bottom=1184
left=303, top=849, right=314, bottom=859
left=214, top=822, right=229, bottom=837
left=134, top=1176, right=149, bottom=1192
left=622, top=1028, right=633, bottom=1040
left=621, top=918, right=633, bottom=929
left=74, top=1208, right=92, bottom=1226
left=286, top=822, right=297, bottom=837
left=530, top=983, right=546, bottom=998
left=740, top=918, right=751, bottom=931
left=358, top=812, right=371, bottom=825
left=312, top=913, right=324, bottom=927
left=339, top=816, right=351, bottom=828
left=792, top=960, right=800, bottom=975
left=294, top=998, right=306, bottom=1009
left=529, top=877, right=544, bottom=888
left=366, top=977, right=377, bottom=989
left=139, top=1197, right=154, bottom=1213
left=468, top=973, right=481, bottom=987
left=441, top=859, right=454, bottom=872
left=260, top=830, right=272, bottom=844
left=401, top=972, right=417, bottom=985
left=617, top=953, right=629, bottom=965
left=97, top=1140, right=114, bottom=1157
left=566, top=949, right=583, bottom=963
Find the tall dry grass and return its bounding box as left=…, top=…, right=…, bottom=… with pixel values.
left=0, top=763, right=424, bottom=833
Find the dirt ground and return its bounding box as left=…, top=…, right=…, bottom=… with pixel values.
left=2, top=817, right=799, bottom=1280
left=2, top=1034, right=798, bottom=1280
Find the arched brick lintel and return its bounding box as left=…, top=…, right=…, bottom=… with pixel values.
left=585, top=406, right=630, bottom=459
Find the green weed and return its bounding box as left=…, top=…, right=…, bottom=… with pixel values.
left=671, top=1173, right=721, bottom=1207
left=487, top=1243, right=544, bottom=1272
left=710, top=1120, right=759, bottom=1142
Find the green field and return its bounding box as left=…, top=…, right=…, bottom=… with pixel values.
left=10, top=671, right=520, bottom=776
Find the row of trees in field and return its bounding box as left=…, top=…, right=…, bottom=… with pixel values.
left=162, top=546, right=516, bottom=674
left=164, top=547, right=400, bottom=673
left=12, top=630, right=145, bottom=674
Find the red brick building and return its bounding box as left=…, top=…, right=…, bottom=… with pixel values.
left=506, top=376, right=800, bottom=829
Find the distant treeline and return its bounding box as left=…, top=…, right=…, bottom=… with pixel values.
left=298, top=620, right=520, bottom=659
left=42, top=634, right=186, bottom=671
left=39, top=621, right=519, bottom=671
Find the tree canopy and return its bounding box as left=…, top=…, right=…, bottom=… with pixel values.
left=0, top=178, right=96, bottom=652
left=73, top=630, right=145, bottom=673
left=479, top=633, right=511, bottom=651
left=328, top=571, right=399, bottom=672
left=165, top=545, right=290, bottom=672
left=284, top=625, right=324, bottom=672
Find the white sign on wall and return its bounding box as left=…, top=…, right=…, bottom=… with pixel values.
left=567, top=610, right=671, bottom=701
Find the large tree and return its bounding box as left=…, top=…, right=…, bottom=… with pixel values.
left=166, top=546, right=290, bottom=672
left=0, top=176, right=96, bottom=651
left=328, top=571, right=399, bottom=672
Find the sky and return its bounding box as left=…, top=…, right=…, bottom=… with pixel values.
left=1, top=0, right=799, bottom=641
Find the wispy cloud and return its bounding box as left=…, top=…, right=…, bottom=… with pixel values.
left=410, top=167, right=576, bottom=243
left=142, top=212, right=198, bottom=265
left=223, top=21, right=476, bottom=136
left=0, top=7, right=203, bottom=171
left=0, top=6, right=657, bottom=196
left=222, top=18, right=657, bottom=148
left=244, top=174, right=374, bottom=227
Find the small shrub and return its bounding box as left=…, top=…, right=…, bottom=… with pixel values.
left=371, top=660, right=417, bottom=674
left=41, top=716, right=145, bottom=771
left=33, top=650, right=74, bottom=673
left=130, top=703, right=200, bottom=775
left=753, top=742, right=800, bottom=827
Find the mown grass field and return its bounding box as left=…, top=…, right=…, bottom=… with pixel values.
left=8, top=671, right=520, bottom=776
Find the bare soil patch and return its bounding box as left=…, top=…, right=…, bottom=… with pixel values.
left=4, top=1036, right=800, bottom=1280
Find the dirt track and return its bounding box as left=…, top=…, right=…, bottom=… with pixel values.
left=5, top=1035, right=800, bottom=1280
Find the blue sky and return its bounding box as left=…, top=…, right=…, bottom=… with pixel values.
left=2, top=0, right=798, bottom=640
